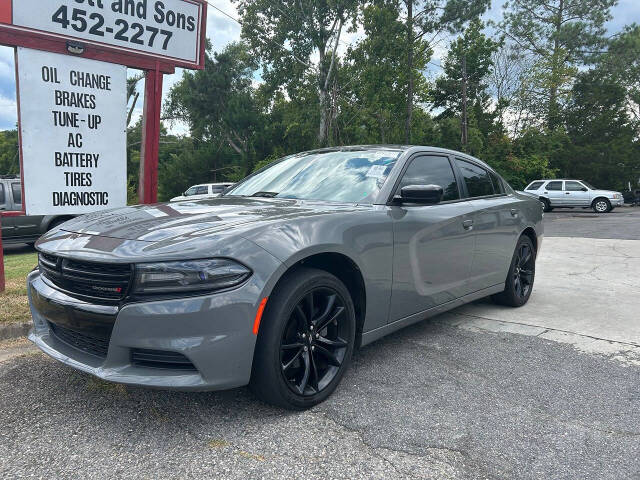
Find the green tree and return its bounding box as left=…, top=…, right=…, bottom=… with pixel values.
left=0, top=129, right=19, bottom=175
left=233, top=0, right=358, bottom=147
left=166, top=42, right=263, bottom=175
left=499, top=0, right=617, bottom=129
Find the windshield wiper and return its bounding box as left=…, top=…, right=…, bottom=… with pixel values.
left=251, top=191, right=279, bottom=198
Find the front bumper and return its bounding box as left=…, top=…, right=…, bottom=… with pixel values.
left=27, top=269, right=268, bottom=391
left=611, top=198, right=624, bottom=207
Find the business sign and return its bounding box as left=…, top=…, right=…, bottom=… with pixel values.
left=0, top=0, right=206, bottom=69
left=17, top=47, right=127, bottom=215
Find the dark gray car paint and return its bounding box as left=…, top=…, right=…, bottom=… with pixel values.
left=28, top=145, right=543, bottom=390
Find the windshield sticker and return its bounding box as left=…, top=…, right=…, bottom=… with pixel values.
left=365, top=165, right=388, bottom=178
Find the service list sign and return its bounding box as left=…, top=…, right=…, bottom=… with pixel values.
left=17, top=47, right=127, bottom=216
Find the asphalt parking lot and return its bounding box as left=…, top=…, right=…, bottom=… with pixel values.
left=1, top=208, right=639, bottom=479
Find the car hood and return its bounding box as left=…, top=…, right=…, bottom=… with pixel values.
left=48, top=197, right=364, bottom=243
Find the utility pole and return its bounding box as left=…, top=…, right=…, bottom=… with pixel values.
left=461, top=55, right=468, bottom=151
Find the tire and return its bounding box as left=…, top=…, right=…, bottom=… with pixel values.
left=592, top=198, right=611, bottom=214
left=540, top=198, right=553, bottom=212
left=492, top=235, right=536, bottom=307
left=250, top=267, right=356, bottom=410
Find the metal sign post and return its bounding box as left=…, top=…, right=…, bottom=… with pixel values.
left=0, top=0, right=207, bottom=292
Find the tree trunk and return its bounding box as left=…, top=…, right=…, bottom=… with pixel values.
left=405, top=0, right=414, bottom=145
left=548, top=0, right=564, bottom=130
left=461, top=56, right=468, bottom=151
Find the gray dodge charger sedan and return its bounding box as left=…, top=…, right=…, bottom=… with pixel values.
left=28, top=146, right=543, bottom=409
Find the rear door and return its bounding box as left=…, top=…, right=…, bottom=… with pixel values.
left=564, top=181, right=590, bottom=206
left=389, top=154, right=476, bottom=321
left=0, top=182, right=15, bottom=240
left=10, top=182, right=43, bottom=239
left=542, top=180, right=564, bottom=206
left=454, top=158, right=522, bottom=292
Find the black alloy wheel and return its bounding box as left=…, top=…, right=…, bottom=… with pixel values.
left=280, top=287, right=349, bottom=396
left=492, top=235, right=536, bottom=307
left=251, top=268, right=356, bottom=409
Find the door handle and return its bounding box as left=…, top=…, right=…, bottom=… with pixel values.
left=565, top=192, right=571, bottom=195
left=510, top=208, right=519, bottom=217
left=463, top=219, right=474, bottom=230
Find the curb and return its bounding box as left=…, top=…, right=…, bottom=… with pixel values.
left=0, top=322, right=31, bottom=341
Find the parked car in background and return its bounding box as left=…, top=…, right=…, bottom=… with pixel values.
left=0, top=175, right=74, bottom=246
left=170, top=183, right=234, bottom=202
left=28, top=146, right=543, bottom=409
left=521, top=179, right=624, bottom=213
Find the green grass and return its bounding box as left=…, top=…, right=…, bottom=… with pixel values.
left=1, top=250, right=38, bottom=324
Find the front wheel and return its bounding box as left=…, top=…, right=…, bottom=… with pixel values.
left=492, top=236, right=536, bottom=307
left=592, top=198, right=611, bottom=213
left=540, top=198, right=553, bottom=212
left=250, top=268, right=356, bottom=409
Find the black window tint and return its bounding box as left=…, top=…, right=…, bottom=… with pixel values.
left=546, top=181, right=563, bottom=191
left=565, top=181, right=584, bottom=191
left=0, top=184, right=5, bottom=204
left=489, top=172, right=505, bottom=194
left=11, top=183, right=21, bottom=204
left=526, top=181, right=544, bottom=191
left=456, top=159, right=494, bottom=197
left=398, top=156, right=459, bottom=201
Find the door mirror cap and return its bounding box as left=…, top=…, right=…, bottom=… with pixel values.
left=581, top=187, right=588, bottom=191
left=398, top=184, right=444, bottom=204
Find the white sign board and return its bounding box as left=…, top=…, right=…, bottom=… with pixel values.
left=9, top=0, right=204, bottom=67
left=17, top=47, right=127, bottom=216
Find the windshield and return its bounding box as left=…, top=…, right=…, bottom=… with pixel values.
left=226, top=149, right=401, bottom=203
left=582, top=181, right=595, bottom=190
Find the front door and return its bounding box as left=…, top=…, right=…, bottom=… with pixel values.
left=543, top=180, right=564, bottom=206
left=389, top=155, right=476, bottom=322
left=563, top=180, right=591, bottom=206
left=9, top=182, right=42, bottom=239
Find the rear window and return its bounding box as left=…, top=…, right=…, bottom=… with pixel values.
left=546, top=181, right=563, bottom=191
left=11, top=183, right=21, bottom=204
left=526, top=181, right=544, bottom=191
left=455, top=159, right=494, bottom=198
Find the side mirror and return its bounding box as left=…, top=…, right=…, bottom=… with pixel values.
left=581, top=187, right=588, bottom=191
left=399, top=184, right=444, bottom=204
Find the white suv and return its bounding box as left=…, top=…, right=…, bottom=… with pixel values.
left=170, top=183, right=234, bottom=202
left=522, top=179, right=624, bottom=213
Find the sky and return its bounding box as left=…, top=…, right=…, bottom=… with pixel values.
left=0, top=0, right=638, bottom=133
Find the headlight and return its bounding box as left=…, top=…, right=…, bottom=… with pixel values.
left=133, top=259, right=251, bottom=295
left=612, top=194, right=620, bottom=199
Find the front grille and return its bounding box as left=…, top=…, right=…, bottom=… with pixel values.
left=49, top=322, right=110, bottom=358
left=131, top=349, right=197, bottom=371
left=39, top=253, right=132, bottom=303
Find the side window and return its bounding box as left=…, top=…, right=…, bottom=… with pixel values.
left=196, top=186, right=209, bottom=195
left=489, top=171, right=505, bottom=194
left=546, top=181, right=563, bottom=191
left=11, top=183, right=21, bottom=205
left=398, top=155, right=460, bottom=201
left=455, top=159, right=494, bottom=198
left=565, top=181, right=585, bottom=191
left=526, top=181, right=544, bottom=191
left=184, top=186, right=198, bottom=196
left=0, top=184, right=5, bottom=205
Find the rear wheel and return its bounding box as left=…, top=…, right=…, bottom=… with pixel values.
left=592, top=198, right=611, bottom=213
left=492, top=236, right=536, bottom=307
left=250, top=268, right=356, bottom=409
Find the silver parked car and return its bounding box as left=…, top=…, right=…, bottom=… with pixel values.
left=522, top=179, right=624, bottom=213
left=170, top=183, right=234, bottom=202
left=28, top=146, right=543, bottom=409
left=0, top=176, right=74, bottom=246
